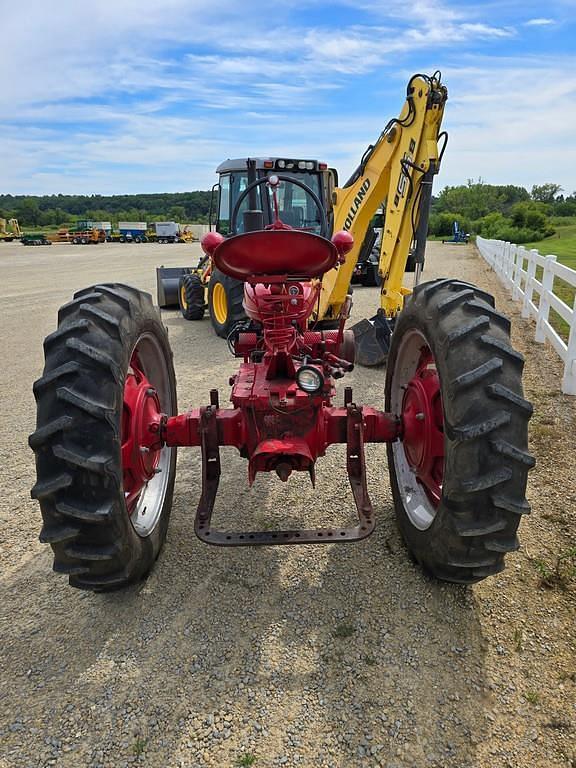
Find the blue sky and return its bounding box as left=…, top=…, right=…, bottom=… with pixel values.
left=1, top=0, right=575, bottom=195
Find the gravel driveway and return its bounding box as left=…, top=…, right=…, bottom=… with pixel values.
left=0, top=241, right=574, bottom=768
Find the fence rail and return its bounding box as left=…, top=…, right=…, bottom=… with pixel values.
left=476, top=236, right=576, bottom=395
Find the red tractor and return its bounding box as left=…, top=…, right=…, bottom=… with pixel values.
left=30, top=175, right=533, bottom=591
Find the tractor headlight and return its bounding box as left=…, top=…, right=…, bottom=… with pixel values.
left=296, top=366, right=324, bottom=394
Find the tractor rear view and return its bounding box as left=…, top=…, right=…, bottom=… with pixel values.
left=29, top=73, right=534, bottom=592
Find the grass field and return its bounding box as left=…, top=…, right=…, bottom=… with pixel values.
left=524, top=218, right=576, bottom=339
left=525, top=217, right=576, bottom=267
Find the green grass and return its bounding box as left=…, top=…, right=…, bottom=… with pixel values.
left=520, top=218, right=576, bottom=341
left=237, top=754, right=257, bottom=767
left=332, top=623, right=356, bottom=639
left=132, top=737, right=147, bottom=756
left=524, top=217, right=576, bottom=268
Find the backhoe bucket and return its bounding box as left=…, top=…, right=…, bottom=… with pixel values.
left=351, top=312, right=395, bottom=367
left=156, top=266, right=191, bottom=308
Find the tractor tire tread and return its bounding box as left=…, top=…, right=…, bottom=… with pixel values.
left=450, top=357, right=503, bottom=392
left=486, top=383, right=533, bottom=415
left=56, top=388, right=113, bottom=424
left=463, top=299, right=511, bottom=331
left=30, top=283, right=177, bottom=591
left=80, top=304, right=122, bottom=335
left=44, top=319, right=91, bottom=348
left=58, top=293, right=103, bottom=323
left=445, top=315, right=490, bottom=344
left=33, top=362, right=82, bottom=394
left=40, top=523, right=81, bottom=544
left=385, top=278, right=533, bottom=584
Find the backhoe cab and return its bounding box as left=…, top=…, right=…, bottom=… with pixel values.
left=157, top=157, right=340, bottom=337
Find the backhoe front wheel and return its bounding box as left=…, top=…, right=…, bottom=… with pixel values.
left=208, top=268, right=246, bottom=338
left=30, top=283, right=177, bottom=591
left=385, top=278, right=534, bottom=584
left=178, top=273, right=205, bottom=321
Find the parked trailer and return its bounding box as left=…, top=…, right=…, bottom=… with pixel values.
left=92, top=221, right=112, bottom=237
left=22, top=233, right=52, bottom=246
left=71, top=229, right=106, bottom=245
left=154, top=221, right=181, bottom=243
left=113, top=221, right=148, bottom=243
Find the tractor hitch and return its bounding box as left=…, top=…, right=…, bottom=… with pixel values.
left=188, top=401, right=378, bottom=547
left=162, top=396, right=399, bottom=546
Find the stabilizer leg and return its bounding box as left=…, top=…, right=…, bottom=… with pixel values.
left=351, top=310, right=395, bottom=367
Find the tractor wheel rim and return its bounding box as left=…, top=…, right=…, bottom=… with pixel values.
left=180, top=284, right=188, bottom=310
left=391, top=329, right=445, bottom=530
left=121, top=333, right=173, bottom=536
left=212, top=282, right=228, bottom=325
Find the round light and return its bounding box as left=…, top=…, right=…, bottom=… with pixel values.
left=298, top=161, right=306, bottom=169
left=296, top=366, right=324, bottom=394
left=277, top=160, right=286, bottom=168
left=305, top=161, right=314, bottom=170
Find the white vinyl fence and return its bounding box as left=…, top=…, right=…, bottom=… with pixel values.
left=476, top=236, right=576, bottom=395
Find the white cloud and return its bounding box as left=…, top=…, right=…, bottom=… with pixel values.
left=1, top=0, right=574, bottom=195
left=525, top=17, right=556, bottom=25
left=459, top=23, right=515, bottom=37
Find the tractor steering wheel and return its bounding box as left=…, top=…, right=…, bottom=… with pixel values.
left=230, top=174, right=328, bottom=239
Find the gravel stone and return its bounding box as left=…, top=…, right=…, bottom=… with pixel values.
left=0, top=241, right=574, bottom=768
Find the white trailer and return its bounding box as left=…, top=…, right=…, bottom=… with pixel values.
left=154, top=221, right=181, bottom=243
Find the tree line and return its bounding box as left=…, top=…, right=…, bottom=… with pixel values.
left=429, top=182, right=575, bottom=243
left=0, top=191, right=213, bottom=228
left=2, top=181, right=574, bottom=241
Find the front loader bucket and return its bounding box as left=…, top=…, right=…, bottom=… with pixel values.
left=350, top=311, right=395, bottom=367
left=156, top=266, right=192, bottom=308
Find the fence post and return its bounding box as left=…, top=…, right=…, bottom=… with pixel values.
left=522, top=249, right=538, bottom=319
left=497, top=241, right=505, bottom=277
left=535, top=255, right=557, bottom=343
left=502, top=241, right=511, bottom=283
left=561, top=295, right=576, bottom=395
left=507, top=243, right=517, bottom=290
left=512, top=246, right=524, bottom=301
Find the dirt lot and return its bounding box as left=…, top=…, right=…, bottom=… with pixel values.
left=0, top=240, right=574, bottom=768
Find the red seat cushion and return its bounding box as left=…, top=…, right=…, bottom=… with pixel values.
left=212, top=230, right=339, bottom=281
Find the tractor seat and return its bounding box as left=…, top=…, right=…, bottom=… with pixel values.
left=212, top=229, right=339, bottom=281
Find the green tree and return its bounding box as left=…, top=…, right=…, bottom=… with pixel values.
left=16, top=198, right=41, bottom=226
left=531, top=183, right=563, bottom=203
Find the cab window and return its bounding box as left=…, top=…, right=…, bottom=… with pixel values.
left=217, top=174, right=231, bottom=235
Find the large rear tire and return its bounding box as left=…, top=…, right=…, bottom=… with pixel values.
left=178, top=273, right=205, bottom=321
left=208, top=267, right=246, bottom=338
left=385, top=278, right=534, bottom=583
left=30, top=283, right=177, bottom=591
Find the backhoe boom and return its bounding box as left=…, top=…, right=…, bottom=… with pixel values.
left=319, top=73, right=448, bottom=321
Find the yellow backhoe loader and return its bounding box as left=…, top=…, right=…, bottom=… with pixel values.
left=157, top=72, right=448, bottom=364
left=0, top=218, right=22, bottom=242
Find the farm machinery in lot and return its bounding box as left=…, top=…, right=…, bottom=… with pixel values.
left=442, top=220, right=470, bottom=244
left=0, top=218, right=21, bottom=242
left=29, top=73, right=534, bottom=592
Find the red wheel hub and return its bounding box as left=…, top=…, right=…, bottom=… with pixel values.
left=121, top=350, right=163, bottom=512
left=401, top=346, right=444, bottom=507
